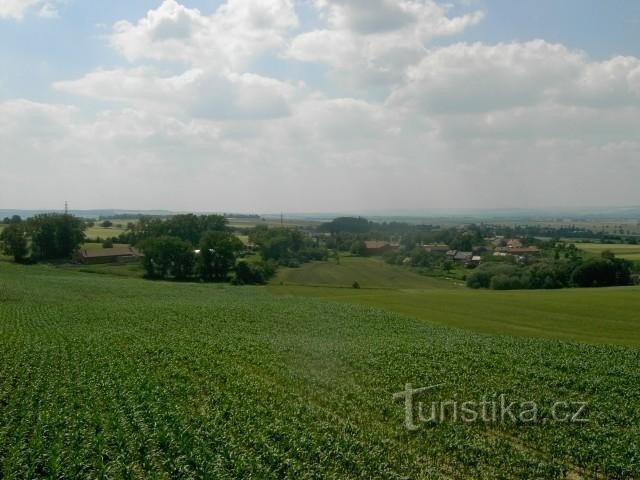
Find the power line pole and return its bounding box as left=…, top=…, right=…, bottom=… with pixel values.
left=64, top=201, right=68, bottom=215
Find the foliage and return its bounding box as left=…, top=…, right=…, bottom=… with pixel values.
left=571, top=254, right=633, bottom=288
left=197, top=231, right=244, bottom=281
left=139, top=236, right=195, bottom=280
left=467, top=248, right=632, bottom=290
left=122, top=214, right=228, bottom=245
left=233, top=260, right=276, bottom=285
left=250, top=226, right=328, bottom=266
left=0, top=221, right=28, bottom=262
left=28, top=213, right=86, bottom=261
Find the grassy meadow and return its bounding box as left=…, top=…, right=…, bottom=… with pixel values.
left=269, top=256, right=640, bottom=347
left=576, top=242, right=640, bottom=261
left=274, top=255, right=458, bottom=289
left=0, top=260, right=639, bottom=478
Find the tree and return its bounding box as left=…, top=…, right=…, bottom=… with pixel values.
left=0, top=222, right=28, bottom=262
left=197, top=231, right=244, bottom=281
left=233, top=260, right=276, bottom=285
left=100, top=220, right=113, bottom=228
left=28, top=214, right=85, bottom=261
left=571, top=254, right=632, bottom=288
left=139, top=236, right=195, bottom=280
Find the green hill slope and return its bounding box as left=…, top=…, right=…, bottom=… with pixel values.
left=0, top=261, right=639, bottom=477
left=273, top=255, right=457, bottom=289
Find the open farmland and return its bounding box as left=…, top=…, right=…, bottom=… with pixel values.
left=274, top=256, right=457, bottom=289
left=0, top=261, right=639, bottom=478
left=576, top=243, right=640, bottom=261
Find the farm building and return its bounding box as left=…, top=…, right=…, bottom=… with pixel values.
left=74, top=247, right=144, bottom=265
left=364, top=240, right=397, bottom=256
left=422, top=243, right=450, bottom=253
left=495, top=246, right=540, bottom=255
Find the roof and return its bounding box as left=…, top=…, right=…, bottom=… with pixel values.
left=495, top=246, right=540, bottom=255
left=454, top=251, right=473, bottom=260
left=77, top=247, right=142, bottom=258
left=364, top=240, right=390, bottom=249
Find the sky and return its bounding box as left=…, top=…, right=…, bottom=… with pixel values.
left=1, top=0, right=639, bottom=213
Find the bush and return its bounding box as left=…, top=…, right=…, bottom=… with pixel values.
left=102, top=239, right=114, bottom=248
left=352, top=281, right=360, bottom=289
left=233, top=260, right=277, bottom=285
left=139, top=236, right=195, bottom=280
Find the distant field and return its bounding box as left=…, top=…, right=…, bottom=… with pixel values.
left=85, top=225, right=127, bottom=239
left=0, top=261, right=639, bottom=477
left=270, top=256, right=640, bottom=347
left=81, top=242, right=130, bottom=251
left=274, top=255, right=458, bottom=289
left=269, top=283, right=640, bottom=346
left=576, top=242, right=640, bottom=260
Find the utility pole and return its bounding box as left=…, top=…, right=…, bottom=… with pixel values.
left=64, top=201, right=68, bottom=215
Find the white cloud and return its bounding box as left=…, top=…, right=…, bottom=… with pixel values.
left=0, top=0, right=64, bottom=20
left=3, top=1, right=640, bottom=211
left=110, top=0, right=298, bottom=71
left=287, top=0, right=484, bottom=88
left=54, top=67, right=299, bottom=120
left=389, top=40, right=640, bottom=114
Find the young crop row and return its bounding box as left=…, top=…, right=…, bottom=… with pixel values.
left=0, top=262, right=638, bottom=478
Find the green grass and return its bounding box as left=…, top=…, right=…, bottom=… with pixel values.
left=274, top=256, right=458, bottom=289
left=85, top=225, right=127, bottom=239
left=0, top=261, right=639, bottom=478
left=576, top=242, right=640, bottom=260
left=58, top=261, right=145, bottom=279
left=270, top=256, right=640, bottom=347
left=268, top=284, right=640, bottom=347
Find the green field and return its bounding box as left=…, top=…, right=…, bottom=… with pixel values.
left=0, top=260, right=639, bottom=478
left=576, top=242, right=640, bottom=261
left=270, top=256, right=640, bottom=346
left=275, top=255, right=458, bottom=289
left=85, top=225, right=127, bottom=240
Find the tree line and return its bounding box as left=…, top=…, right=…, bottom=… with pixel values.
left=0, top=214, right=85, bottom=262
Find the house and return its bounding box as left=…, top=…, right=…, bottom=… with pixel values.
left=495, top=246, right=540, bottom=256
left=422, top=243, right=450, bottom=253
left=74, top=247, right=144, bottom=265
left=364, top=240, right=396, bottom=256
left=453, top=251, right=473, bottom=263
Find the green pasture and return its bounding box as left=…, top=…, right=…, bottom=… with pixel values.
left=576, top=242, right=640, bottom=261
left=274, top=255, right=459, bottom=289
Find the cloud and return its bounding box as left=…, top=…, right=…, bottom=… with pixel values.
left=389, top=40, right=640, bottom=114
left=287, top=0, right=484, bottom=88
left=3, top=1, right=640, bottom=211
left=110, top=0, right=298, bottom=71
left=54, top=67, right=299, bottom=120
left=0, top=0, right=64, bottom=20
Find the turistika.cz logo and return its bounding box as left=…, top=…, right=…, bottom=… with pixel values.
left=393, top=383, right=589, bottom=431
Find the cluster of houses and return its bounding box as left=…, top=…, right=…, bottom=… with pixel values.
left=363, top=237, right=540, bottom=267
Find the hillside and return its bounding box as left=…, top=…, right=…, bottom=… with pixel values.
left=0, top=261, right=639, bottom=477
left=273, top=255, right=457, bottom=289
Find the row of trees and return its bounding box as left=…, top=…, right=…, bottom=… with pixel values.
left=119, top=214, right=228, bottom=245
left=139, top=233, right=275, bottom=284
left=0, top=214, right=85, bottom=262
left=249, top=226, right=328, bottom=267
left=467, top=250, right=634, bottom=290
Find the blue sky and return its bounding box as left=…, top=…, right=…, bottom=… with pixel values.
left=1, top=0, right=640, bottom=212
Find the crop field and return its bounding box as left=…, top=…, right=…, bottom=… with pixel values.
left=0, top=261, right=639, bottom=478
left=576, top=243, right=640, bottom=261
left=274, top=256, right=457, bottom=289
left=85, top=225, right=127, bottom=240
